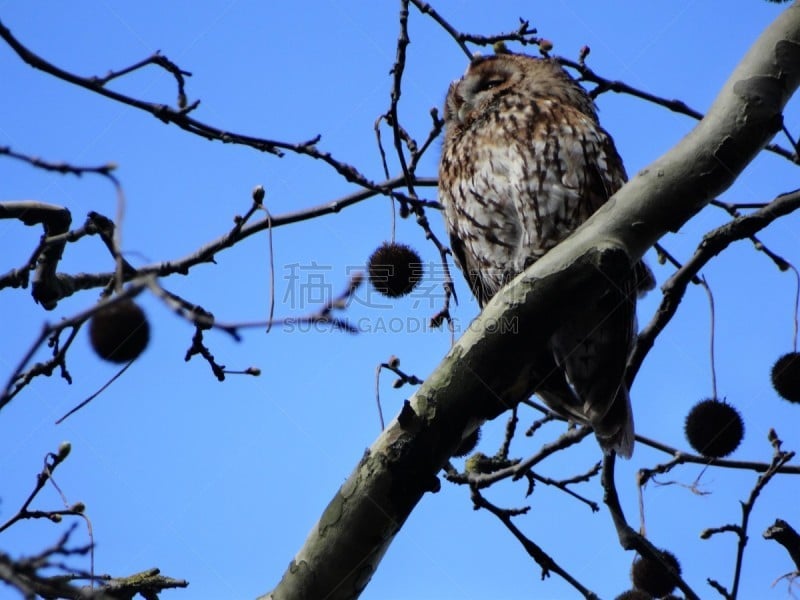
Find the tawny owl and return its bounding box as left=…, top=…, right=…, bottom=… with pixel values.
left=439, top=53, right=652, bottom=457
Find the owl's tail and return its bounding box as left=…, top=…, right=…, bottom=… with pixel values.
left=590, top=384, right=635, bottom=459
left=535, top=369, right=635, bottom=458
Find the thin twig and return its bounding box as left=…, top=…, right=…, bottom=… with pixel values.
left=470, top=486, right=599, bottom=599
left=0, top=145, right=118, bottom=179
left=636, top=433, right=800, bottom=482
left=448, top=426, right=592, bottom=488
left=374, top=355, right=423, bottom=430
left=700, top=277, right=718, bottom=400
left=790, top=265, right=800, bottom=352
left=256, top=188, right=276, bottom=334
left=560, top=57, right=797, bottom=164
left=602, top=455, right=701, bottom=600
left=55, top=361, right=135, bottom=424
left=0, top=19, right=437, bottom=193
left=527, top=463, right=601, bottom=512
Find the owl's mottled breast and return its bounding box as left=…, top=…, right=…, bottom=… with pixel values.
left=440, top=59, right=624, bottom=305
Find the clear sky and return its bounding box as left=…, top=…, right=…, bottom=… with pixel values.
left=2, top=2, right=799, bottom=599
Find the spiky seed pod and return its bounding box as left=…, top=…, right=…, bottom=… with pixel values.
left=631, top=549, right=681, bottom=597
left=452, top=428, right=481, bottom=458
left=614, top=590, right=651, bottom=600
left=367, top=242, right=422, bottom=298
left=89, top=299, right=150, bottom=363
left=771, top=352, right=800, bottom=403
left=684, top=398, right=744, bottom=458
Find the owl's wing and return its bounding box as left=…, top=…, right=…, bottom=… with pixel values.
left=537, top=106, right=639, bottom=457
left=583, top=117, right=656, bottom=294
left=549, top=274, right=638, bottom=457
left=447, top=229, right=489, bottom=308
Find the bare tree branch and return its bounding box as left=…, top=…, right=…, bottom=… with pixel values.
left=636, top=433, right=800, bottom=482
left=0, top=18, right=386, bottom=188
left=560, top=57, right=797, bottom=164
left=629, top=188, right=800, bottom=383
left=700, top=430, right=796, bottom=599
left=602, top=454, right=701, bottom=600
left=0, top=201, right=72, bottom=308
left=470, top=486, right=600, bottom=599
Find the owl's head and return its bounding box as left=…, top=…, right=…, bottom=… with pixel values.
left=443, top=53, right=595, bottom=128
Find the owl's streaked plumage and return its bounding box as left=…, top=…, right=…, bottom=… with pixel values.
left=439, top=54, right=652, bottom=457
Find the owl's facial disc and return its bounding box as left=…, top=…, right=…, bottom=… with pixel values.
left=454, top=61, right=518, bottom=122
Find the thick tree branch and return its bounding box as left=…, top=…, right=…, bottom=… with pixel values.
left=264, top=6, right=800, bottom=599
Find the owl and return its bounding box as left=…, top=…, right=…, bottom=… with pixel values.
left=439, top=53, right=652, bottom=457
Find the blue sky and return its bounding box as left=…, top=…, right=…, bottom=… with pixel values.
left=1, top=2, right=799, bottom=599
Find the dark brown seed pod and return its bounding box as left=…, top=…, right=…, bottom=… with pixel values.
left=771, top=352, right=800, bottom=403
left=368, top=242, right=423, bottom=298
left=684, top=398, right=744, bottom=458
left=89, top=299, right=150, bottom=363
left=631, top=549, right=681, bottom=597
